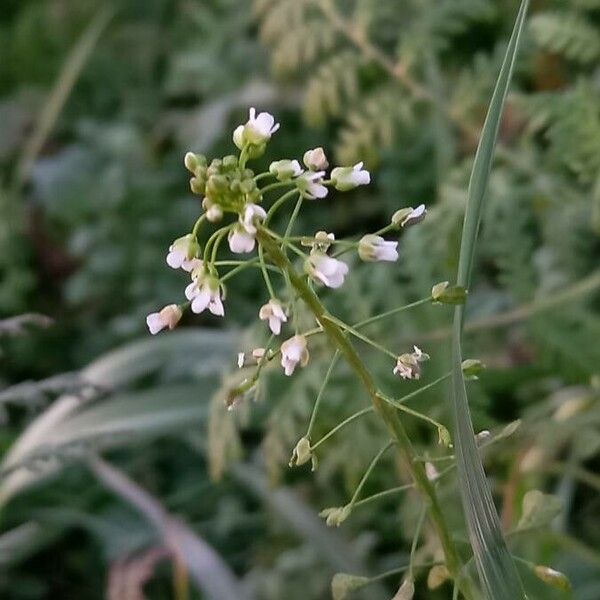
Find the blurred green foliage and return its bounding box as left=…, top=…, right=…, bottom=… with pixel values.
left=1, top=0, right=600, bottom=598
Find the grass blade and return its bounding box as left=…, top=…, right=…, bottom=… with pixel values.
left=450, top=2, right=529, bottom=598
left=90, top=457, right=251, bottom=600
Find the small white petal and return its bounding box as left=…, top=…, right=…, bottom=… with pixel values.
left=191, top=289, right=211, bottom=314
left=146, top=313, right=164, bottom=335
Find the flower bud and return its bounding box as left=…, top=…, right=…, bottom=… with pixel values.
left=533, top=566, right=571, bottom=592
left=146, top=304, right=183, bottom=335
left=190, top=176, right=206, bottom=195
left=289, top=436, right=312, bottom=467
left=427, top=565, right=450, bottom=590
left=184, top=151, right=207, bottom=174
left=331, top=573, right=370, bottom=600
left=431, top=281, right=467, bottom=304
left=303, top=147, right=329, bottom=171
left=392, top=204, right=427, bottom=228
left=269, top=159, right=303, bottom=181
left=319, top=505, right=351, bottom=527
left=222, top=154, right=238, bottom=169
left=461, top=358, right=485, bottom=380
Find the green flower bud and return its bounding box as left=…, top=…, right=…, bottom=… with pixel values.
left=331, top=573, right=370, bottom=600
left=240, top=178, right=256, bottom=194
left=184, top=151, right=207, bottom=174
left=431, top=281, right=467, bottom=304
left=461, top=358, right=486, bottom=380
left=190, top=176, right=206, bottom=196
left=222, top=154, right=238, bottom=169
left=533, top=566, right=571, bottom=592
left=269, top=159, right=303, bottom=181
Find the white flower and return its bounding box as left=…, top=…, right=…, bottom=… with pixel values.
left=185, top=275, right=224, bottom=316
left=330, top=162, right=370, bottom=191
left=307, top=253, right=349, bottom=289
left=237, top=352, right=245, bottom=368
left=181, top=258, right=203, bottom=273
left=146, top=304, right=182, bottom=335
left=166, top=234, right=199, bottom=269
left=402, top=204, right=426, bottom=227
left=358, top=234, right=399, bottom=262
left=393, top=345, right=430, bottom=380
left=392, top=204, right=427, bottom=228
left=269, top=159, right=303, bottom=181
left=303, top=147, right=328, bottom=171
left=234, top=107, right=280, bottom=148
left=228, top=203, right=267, bottom=253
left=259, top=299, right=288, bottom=335
left=241, top=203, right=267, bottom=235
left=228, top=225, right=256, bottom=253
left=296, top=170, right=328, bottom=199
left=280, top=335, right=310, bottom=376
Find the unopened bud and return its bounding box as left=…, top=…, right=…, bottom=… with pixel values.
left=184, top=151, right=206, bottom=174
left=461, top=358, right=485, bottom=379
left=303, top=147, right=329, bottom=171
left=269, top=159, right=303, bottom=181
left=533, top=566, right=571, bottom=592
left=331, top=573, right=370, bottom=600
left=427, top=565, right=450, bottom=590
left=431, top=281, right=467, bottom=305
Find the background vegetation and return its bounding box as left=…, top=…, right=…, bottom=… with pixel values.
left=0, top=0, right=599, bottom=598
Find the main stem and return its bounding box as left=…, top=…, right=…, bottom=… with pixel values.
left=258, top=231, right=475, bottom=598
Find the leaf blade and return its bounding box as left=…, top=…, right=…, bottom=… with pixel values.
left=450, top=2, right=530, bottom=598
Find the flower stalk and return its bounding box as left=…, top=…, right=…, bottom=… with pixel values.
left=257, top=228, right=476, bottom=599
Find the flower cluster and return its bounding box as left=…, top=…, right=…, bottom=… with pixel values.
left=146, top=107, right=430, bottom=385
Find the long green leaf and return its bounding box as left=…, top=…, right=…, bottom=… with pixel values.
left=450, top=2, right=529, bottom=599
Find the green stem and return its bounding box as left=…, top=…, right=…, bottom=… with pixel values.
left=310, top=407, right=374, bottom=451
left=348, top=440, right=394, bottom=508
left=409, top=506, right=427, bottom=578
left=191, top=214, right=206, bottom=240
left=322, top=314, right=397, bottom=358
left=354, top=297, right=431, bottom=329
left=352, top=483, right=414, bottom=508
left=257, top=230, right=471, bottom=596
left=281, top=196, right=304, bottom=249
left=258, top=243, right=277, bottom=298
left=260, top=181, right=295, bottom=196
left=306, top=351, right=340, bottom=438
left=264, top=189, right=300, bottom=225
